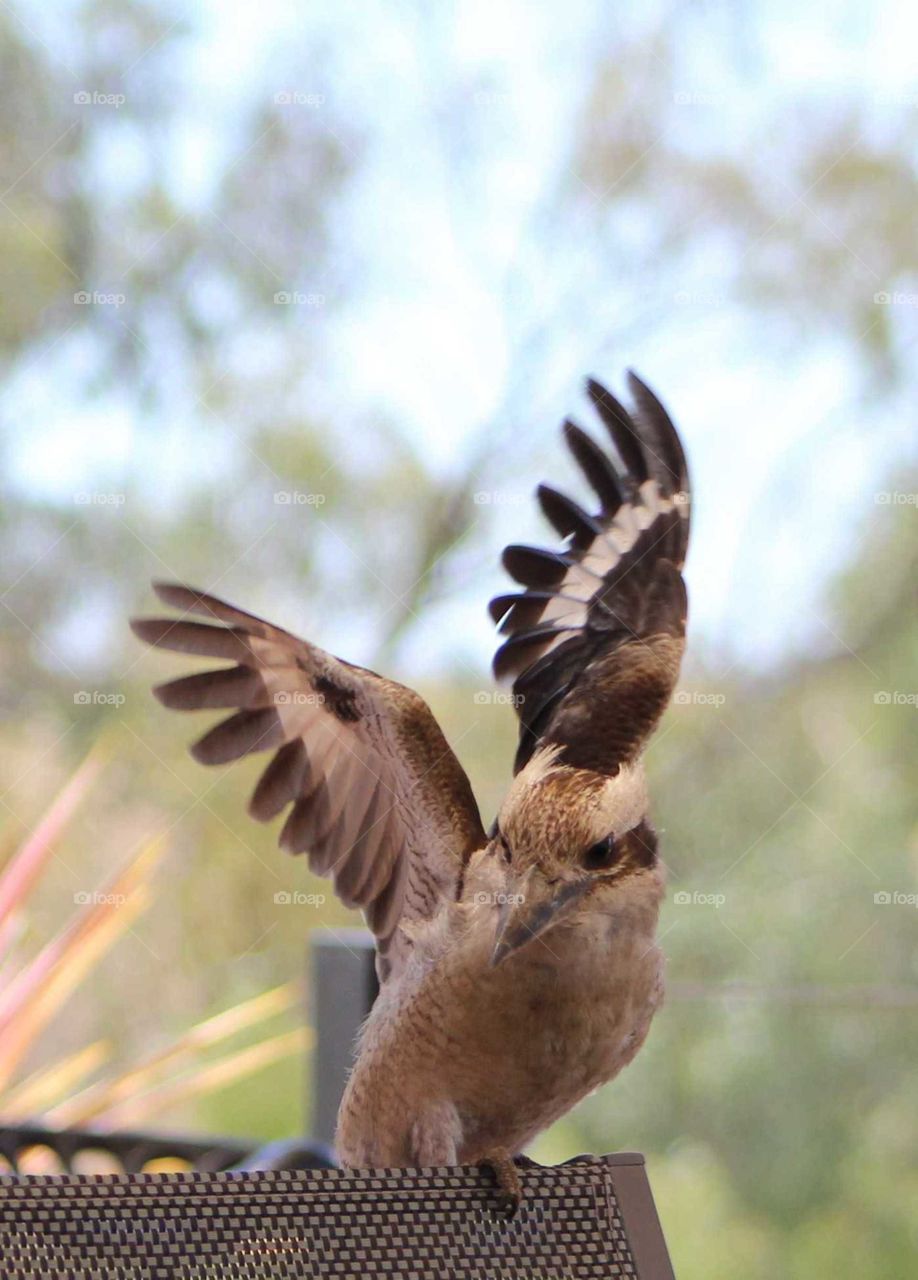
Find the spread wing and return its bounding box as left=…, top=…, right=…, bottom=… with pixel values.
left=131, top=584, right=485, bottom=981
left=490, top=371, right=691, bottom=775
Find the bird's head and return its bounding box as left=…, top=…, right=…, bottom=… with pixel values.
left=488, top=745, right=659, bottom=965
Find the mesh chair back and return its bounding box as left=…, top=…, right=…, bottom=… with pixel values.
left=0, top=1154, right=674, bottom=1278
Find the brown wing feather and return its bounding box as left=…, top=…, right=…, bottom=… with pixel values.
left=490, top=372, right=691, bottom=775
left=132, top=582, right=485, bottom=981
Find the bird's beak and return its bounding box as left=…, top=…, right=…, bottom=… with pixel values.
left=489, top=869, right=593, bottom=967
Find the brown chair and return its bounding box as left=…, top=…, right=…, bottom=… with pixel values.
left=0, top=1153, right=674, bottom=1278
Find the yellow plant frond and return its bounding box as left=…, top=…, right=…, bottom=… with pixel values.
left=0, top=837, right=166, bottom=1094
left=47, top=984, right=304, bottom=1128
left=90, top=1028, right=307, bottom=1130
left=0, top=749, right=103, bottom=941
left=0, top=1040, right=111, bottom=1119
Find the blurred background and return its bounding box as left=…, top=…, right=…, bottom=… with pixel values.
left=1, top=0, right=916, bottom=1275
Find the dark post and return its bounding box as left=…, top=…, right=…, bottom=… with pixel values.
left=309, top=930, right=379, bottom=1149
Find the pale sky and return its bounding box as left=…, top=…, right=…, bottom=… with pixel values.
left=6, top=0, right=917, bottom=678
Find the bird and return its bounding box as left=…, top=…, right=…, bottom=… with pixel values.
left=131, top=371, right=691, bottom=1211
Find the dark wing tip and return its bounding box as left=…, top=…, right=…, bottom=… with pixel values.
left=152, top=581, right=226, bottom=615
left=501, top=544, right=570, bottom=589
left=536, top=482, right=604, bottom=543
left=190, top=708, right=283, bottom=766
left=146, top=581, right=285, bottom=637
left=624, top=368, right=654, bottom=399
left=152, top=580, right=196, bottom=605
left=562, top=418, right=628, bottom=510
left=584, top=374, right=610, bottom=401
left=151, top=680, right=175, bottom=708
left=488, top=592, right=521, bottom=624
left=583, top=378, right=648, bottom=484
left=624, top=368, right=690, bottom=499
left=490, top=370, right=692, bottom=773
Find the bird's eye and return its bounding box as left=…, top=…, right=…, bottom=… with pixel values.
left=582, top=834, right=619, bottom=871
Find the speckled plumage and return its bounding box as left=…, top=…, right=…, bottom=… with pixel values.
left=337, top=758, right=667, bottom=1166
left=132, top=372, right=691, bottom=1174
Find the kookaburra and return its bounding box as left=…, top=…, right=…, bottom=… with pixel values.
left=132, top=373, right=690, bottom=1206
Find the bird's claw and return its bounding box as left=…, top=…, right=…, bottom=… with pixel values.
left=479, top=1149, right=525, bottom=1217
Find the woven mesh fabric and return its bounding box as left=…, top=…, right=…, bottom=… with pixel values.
left=0, top=1159, right=638, bottom=1279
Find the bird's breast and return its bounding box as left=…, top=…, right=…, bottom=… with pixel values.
left=466, top=905, right=661, bottom=1077
left=338, top=873, right=665, bottom=1166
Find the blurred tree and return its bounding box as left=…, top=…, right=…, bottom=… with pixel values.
left=0, top=5, right=916, bottom=1277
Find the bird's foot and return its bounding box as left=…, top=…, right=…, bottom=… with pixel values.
left=479, top=1148, right=525, bottom=1217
